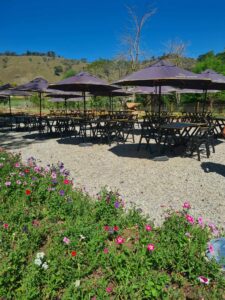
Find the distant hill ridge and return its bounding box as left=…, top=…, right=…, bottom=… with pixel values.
left=0, top=49, right=224, bottom=85
left=0, top=55, right=88, bottom=85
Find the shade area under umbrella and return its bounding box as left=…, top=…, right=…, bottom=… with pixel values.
left=15, top=77, right=48, bottom=117
left=44, top=89, right=82, bottom=98
left=0, top=89, right=31, bottom=115
left=48, top=72, right=117, bottom=115
left=197, top=69, right=225, bottom=112
left=127, top=86, right=176, bottom=95
left=91, top=88, right=132, bottom=111
left=114, top=60, right=211, bottom=114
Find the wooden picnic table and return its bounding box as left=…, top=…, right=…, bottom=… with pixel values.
left=212, top=117, right=225, bottom=136
left=158, top=122, right=208, bottom=150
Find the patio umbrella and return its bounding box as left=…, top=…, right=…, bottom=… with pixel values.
left=15, top=77, right=48, bottom=117
left=45, top=90, right=83, bottom=114
left=48, top=72, right=117, bottom=116
left=91, top=88, right=132, bottom=111
left=0, top=89, right=31, bottom=115
left=114, top=60, right=211, bottom=114
left=127, top=86, right=176, bottom=95
left=0, top=83, right=12, bottom=91
left=197, top=69, right=225, bottom=112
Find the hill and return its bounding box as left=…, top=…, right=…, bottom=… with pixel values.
left=0, top=55, right=87, bottom=85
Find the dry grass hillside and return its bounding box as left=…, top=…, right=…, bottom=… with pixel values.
left=0, top=56, right=87, bottom=85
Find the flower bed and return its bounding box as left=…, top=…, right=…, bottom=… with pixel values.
left=0, top=150, right=224, bottom=299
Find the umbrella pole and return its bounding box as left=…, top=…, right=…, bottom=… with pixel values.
left=39, top=92, right=42, bottom=117
left=109, top=95, right=112, bottom=112
left=83, top=91, right=86, bottom=117
left=202, top=90, right=207, bottom=113
left=158, top=86, right=162, bottom=115
left=64, top=97, right=67, bottom=115
left=8, top=96, right=12, bottom=115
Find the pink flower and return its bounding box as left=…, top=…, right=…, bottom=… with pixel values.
left=183, top=202, right=191, bottom=209
left=106, top=286, right=112, bottom=293
left=5, top=181, right=11, bottom=186
left=186, top=214, right=195, bottom=225
left=34, top=166, right=41, bottom=173
left=14, top=162, right=20, bottom=168
left=147, top=243, right=155, bottom=251
left=103, top=248, right=109, bottom=254
left=51, top=172, right=57, bottom=179
left=208, top=222, right=216, bottom=231
left=208, top=243, right=214, bottom=254
left=63, top=237, right=70, bottom=244
left=198, top=217, right=204, bottom=228
left=16, top=180, right=22, bottom=185
left=145, top=224, right=152, bottom=231
left=45, top=166, right=50, bottom=172
left=64, top=179, right=70, bottom=185
left=212, top=229, right=219, bottom=237
left=198, top=276, right=210, bottom=285
left=115, top=236, right=125, bottom=245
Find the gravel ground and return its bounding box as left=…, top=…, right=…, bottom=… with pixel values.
left=1, top=129, right=225, bottom=228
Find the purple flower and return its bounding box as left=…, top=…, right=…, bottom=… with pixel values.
left=63, top=169, right=70, bottom=176
left=5, top=181, right=11, bottom=186
left=58, top=161, right=64, bottom=169
left=114, top=201, right=120, bottom=208
left=59, top=190, right=65, bottom=196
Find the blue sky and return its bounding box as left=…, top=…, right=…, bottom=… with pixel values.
left=0, top=0, right=224, bottom=61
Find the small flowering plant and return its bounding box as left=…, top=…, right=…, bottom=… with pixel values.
left=0, top=150, right=224, bottom=299
left=34, top=252, right=49, bottom=270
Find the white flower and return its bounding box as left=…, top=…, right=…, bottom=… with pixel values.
left=42, top=262, right=49, bottom=270
left=34, top=258, right=42, bottom=266
left=79, top=234, right=86, bottom=241
left=75, top=280, right=80, bottom=287
left=36, top=252, right=45, bottom=259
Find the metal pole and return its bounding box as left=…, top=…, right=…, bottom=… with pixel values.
left=64, top=97, right=67, bottom=115
left=158, top=86, right=162, bottom=115
left=39, top=92, right=42, bottom=117
left=202, top=89, right=207, bottom=113
left=83, top=91, right=86, bottom=117
left=8, top=96, right=12, bottom=115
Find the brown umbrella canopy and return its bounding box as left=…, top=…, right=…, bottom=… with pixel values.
left=49, top=72, right=117, bottom=114
left=114, top=60, right=212, bottom=114
left=114, top=60, right=211, bottom=89
left=49, top=72, right=116, bottom=93
left=15, top=77, right=48, bottom=117
left=0, top=89, right=31, bottom=115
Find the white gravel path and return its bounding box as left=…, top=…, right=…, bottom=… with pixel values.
left=1, top=129, right=225, bottom=228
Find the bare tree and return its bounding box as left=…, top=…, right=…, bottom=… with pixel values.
left=163, top=38, right=189, bottom=67
left=122, top=4, right=156, bottom=71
